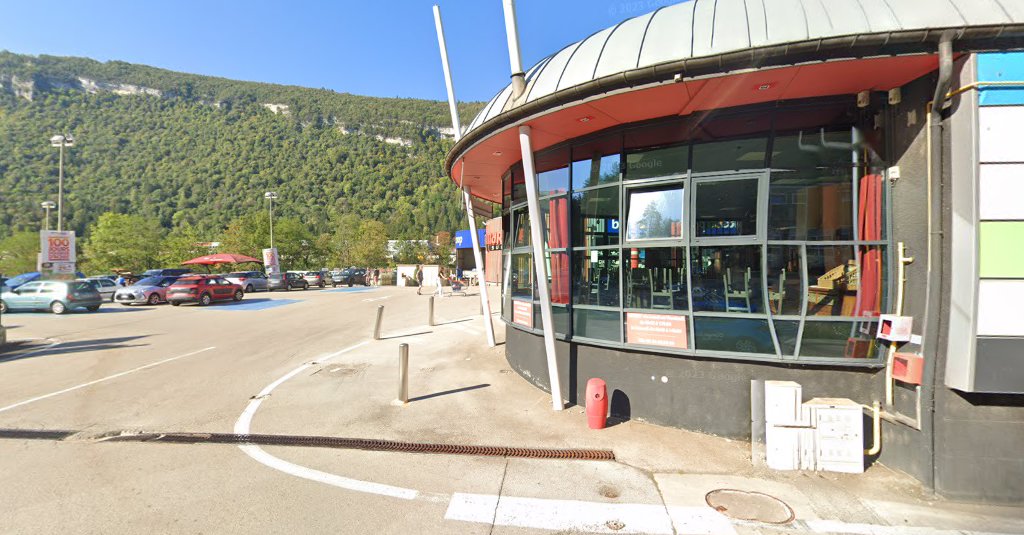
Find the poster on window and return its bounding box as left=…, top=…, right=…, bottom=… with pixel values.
left=625, top=312, right=688, bottom=349
left=512, top=299, right=533, bottom=328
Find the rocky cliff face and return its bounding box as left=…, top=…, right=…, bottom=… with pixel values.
left=0, top=73, right=162, bottom=101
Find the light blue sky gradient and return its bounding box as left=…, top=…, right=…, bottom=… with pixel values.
left=0, top=0, right=682, bottom=102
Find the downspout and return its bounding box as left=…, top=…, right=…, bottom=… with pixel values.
left=502, top=0, right=527, bottom=100
left=922, top=30, right=955, bottom=489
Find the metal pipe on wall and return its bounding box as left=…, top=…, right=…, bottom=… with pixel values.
left=433, top=4, right=496, bottom=347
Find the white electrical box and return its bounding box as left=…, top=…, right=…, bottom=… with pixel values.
left=877, top=314, right=914, bottom=342
left=805, top=398, right=865, bottom=474
left=764, top=381, right=803, bottom=425
left=766, top=425, right=801, bottom=470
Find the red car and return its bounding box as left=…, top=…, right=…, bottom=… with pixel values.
left=166, top=275, right=244, bottom=306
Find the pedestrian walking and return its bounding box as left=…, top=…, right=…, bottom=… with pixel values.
left=435, top=266, right=446, bottom=298
left=415, top=265, right=424, bottom=295
left=373, top=268, right=380, bottom=286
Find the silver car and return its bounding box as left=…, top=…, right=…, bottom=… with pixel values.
left=224, top=271, right=269, bottom=293
left=113, top=276, right=179, bottom=305
left=81, top=277, right=118, bottom=302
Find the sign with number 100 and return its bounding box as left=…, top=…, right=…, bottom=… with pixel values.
left=40, top=230, right=76, bottom=263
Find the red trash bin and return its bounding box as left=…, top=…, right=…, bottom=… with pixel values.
left=586, top=378, right=608, bottom=429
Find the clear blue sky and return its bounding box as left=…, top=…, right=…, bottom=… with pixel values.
left=0, top=0, right=682, bottom=103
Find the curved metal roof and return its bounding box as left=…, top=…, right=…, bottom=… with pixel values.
left=464, top=0, right=1024, bottom=135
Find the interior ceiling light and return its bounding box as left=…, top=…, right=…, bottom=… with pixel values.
left=578, top=116, right=594, bottom=123
left=492, top=151, right=503, bottom=156
left=756, top=82, right=775, bottom=91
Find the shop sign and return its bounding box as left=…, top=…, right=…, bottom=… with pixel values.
left=454, top=229, right=486, bottom=249
left=512, top=299, right=533, bottom=328
left=40, top=230, right=76, bottom=263
left=625, top=312, right=688, bottom=349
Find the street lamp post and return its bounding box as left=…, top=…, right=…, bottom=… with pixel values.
left=264, top=192, right=278, bottom=249
left=50, top=134, right=75, bottom=232
left=41, top=201, right=56, bottom=231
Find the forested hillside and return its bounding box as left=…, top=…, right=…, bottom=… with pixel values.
left=0, top=51, right=485, bottom=241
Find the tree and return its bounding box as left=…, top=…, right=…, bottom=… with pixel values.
left=392, top=240, right=430, bottom=265
left=81, top=212, right=163, bottom=273
left=349, top=220, right=388, bottom=268
left=0, top=231, right=39, bottom=276
left=158, top=223, right=211, bottom=266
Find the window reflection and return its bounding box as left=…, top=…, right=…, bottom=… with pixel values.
left=626, top=185, right=684, bottom=240
left=625, top=145, right=689, bottom=180
left=768, top=170, right=853, bottom=240
left=626, top=248, right=688, bottom=310
left=542, top=196, right=569, bottom=249
left=806, top=246, right=856, bottom=317
left=771, top=129, right=857, bottom=170
left=572, top=186, right=619, bottom=247
left=513, top=210, right=531, bottom=248
left=572, top=154, right=621, bottom=189
left=774, top=320, right=800, bottom=355
left=546, top=251, right=570, bottom=305
left=572, top=249, right=620, bottom=307
left=694, top=178, right=759, bottom=237
left=691, top=246, right=764, bottom=313
left=573, top=308, right=621, bottom=342
left=800, top=321, right=879, bottom=359
left=766, top=246, right=802, bottom=315
left=692, top=137, right=767, bottom=173
left=510, top=253, right=532, bottom=299
left=694, top=317, right=775, bottom=354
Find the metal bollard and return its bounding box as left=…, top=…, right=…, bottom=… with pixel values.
left=373, top=305, right=384, bottom=340
left=397, top=343, right=409, bottom=404
left=428, top=296, right=435, bottom=326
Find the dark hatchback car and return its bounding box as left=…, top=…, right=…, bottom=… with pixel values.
left=166, top=275, right=244, bottom=306
left=268, top=272, right=309, bottom=291
left=335, top=267, right=368, bottom=287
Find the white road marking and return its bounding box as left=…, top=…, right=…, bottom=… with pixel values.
left=361, top=296, right=391, bottom=302
left=232, top=341, right=419, bottom=500
left=0, top=346, right=215, bottom=414
left=445, top=493, right=735, bottom=535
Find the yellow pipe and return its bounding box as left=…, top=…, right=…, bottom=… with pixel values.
left=864, top=401, right=882, bottom=456
left=946, top=80, right=1024, bottom=99
left=885, top=242, right=913, bottom=405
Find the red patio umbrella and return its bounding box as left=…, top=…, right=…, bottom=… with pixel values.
left=181, top=253, right=263, bottom=266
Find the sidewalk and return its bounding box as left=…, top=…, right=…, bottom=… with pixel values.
left=247, top=286, right=1024, bottom=535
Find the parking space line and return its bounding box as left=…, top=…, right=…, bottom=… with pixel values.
left=0, top=346, right=216, bottom=414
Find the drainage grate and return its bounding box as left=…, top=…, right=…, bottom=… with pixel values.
left=705, top=489, right=795, bottom=524
left=105, top=431, right=617, bottom=461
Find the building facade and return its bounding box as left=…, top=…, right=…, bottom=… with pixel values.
left=446, top=0, right=1024, bottom=503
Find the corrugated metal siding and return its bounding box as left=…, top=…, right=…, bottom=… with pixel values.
left=465, top=0, right=1024, bottom=133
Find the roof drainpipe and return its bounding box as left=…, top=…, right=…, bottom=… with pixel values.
left=502, top=0, right=527, bottom=100
left=922, top=30, right=954, bottom=490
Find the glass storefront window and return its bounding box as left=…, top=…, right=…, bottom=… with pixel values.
left=546, top=251, right=570, bottom=305
left=768, top=169, right=854, bottom=240
left=800, top=321, right=880, bottom=359
left=806, top=246, right=856, bottom=317
left=694, top=317, right=775, bottom=354
left=625, top=145, right=689, bottom=180
left=538, top=167, right=569, bottom=196
left=771, top=129, right=857, bottom=169
left=691, top=137, right=767, bottom=174
left=511, top=165, right=526, bottom=203
left=513, top=210, right=531, bottom=248
left=693, top=178, right=759, bottom=238
left=774, top=320, right=800, bottom=356
left=542, top=196, right=570, bottom=249
left=625, top=247, right=688, bottom=310
left=691, top=246, right=764, bottom=313
left=766, top=246, right=802, bottom=315
left=573, top=308, right=621, bottom=342
left=510, top=253, right=533, bottom=299
left=626, top=185, right=684, bottom=241
left=572, top=186, right=619, bottom=247
left=572, top=249, right=620, bottom=307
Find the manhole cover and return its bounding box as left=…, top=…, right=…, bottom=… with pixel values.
left=705, top=489, right=795, bottom=524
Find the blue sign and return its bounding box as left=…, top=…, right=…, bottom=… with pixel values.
left=455, top=229, right=486, bottom=249
left=606, top=218, right=620, bottom=235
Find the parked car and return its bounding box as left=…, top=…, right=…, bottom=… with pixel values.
left=166, top=275, right=244, bottom=306
left=0, top=280, right=103, bottom=314
left=268, top=271, right=308, bottom=291
left=336, top=267, right=368, bottom=287
left=142, top=268, right=192, bottom=278
left=302, top=270, right=328, bottom=288
left=81, top=277, right=119, bottom=302
left=113, top=276, right=179, bottom=305
left=225, top=271, right=269, bottom=293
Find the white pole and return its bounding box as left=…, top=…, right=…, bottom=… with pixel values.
left=502, top=0, right=524, bottom=75
left=433, top=4, right=496, bottom=347
left=519, top=125, right=564, bottom=411
left=57, top=141, right=64, bottom=232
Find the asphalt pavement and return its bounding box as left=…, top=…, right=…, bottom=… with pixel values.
left=1, top=284, right=1022, bottom=535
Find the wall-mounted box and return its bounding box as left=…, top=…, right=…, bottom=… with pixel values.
left=877, top=314, right=913, bottom=342
left=805, top=398, right=865, bottom=474
left=892, top=353, right=925, bottom=385
left=764, top=381, right=802, bottom=425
